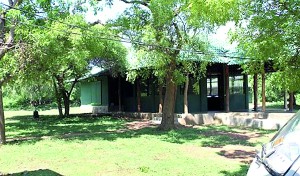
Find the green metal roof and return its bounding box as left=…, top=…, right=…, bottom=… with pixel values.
left=207, top=44, right=248, bottom=65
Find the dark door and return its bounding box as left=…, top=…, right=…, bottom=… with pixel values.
left=207, top=75, right=224, bottom=111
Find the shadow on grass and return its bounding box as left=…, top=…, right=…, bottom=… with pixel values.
left=5, top=114, right=275, bottom=147
left=220, top=165, right=249, bottom=176
left=217, top=150, right=256, bottom=164
left=160, top=125, right=274, bottom=147
left=1, top=169, right=62, bottom=176
left=5, top=115, right=127, bottom=144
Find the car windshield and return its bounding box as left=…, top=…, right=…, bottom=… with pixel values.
left=264, top=110, right=300, bottom=174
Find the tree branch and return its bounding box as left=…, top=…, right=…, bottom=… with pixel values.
left=67, top=78, right=78, bottom=97
left=172, top=22, right=183, bottom=56
left=0, top=0, right=19, bottom=60
left=120, top=0, right=149, bottom=7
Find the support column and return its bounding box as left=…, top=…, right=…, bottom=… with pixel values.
left=284, top=90, right=288, bottom=110
left=158, top=84, right=163, bottom=113
left=184, top=74, right=189, bottom=114
left=118, top=76, right=122, bottom=112
left=253, top=74, right=258, bottom=111
left=200, top=76, right=207, bottom=112
left=225, top=65, right=230, bottom=112
left=243, top=74, right=249, bottom=110
left=289, top=92, right=294, bottom=112
left=136, top=78, right=141, bottom=112
left=261, top=71, right=266, bottom=112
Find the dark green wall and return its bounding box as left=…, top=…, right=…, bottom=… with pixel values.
left=199, top=76, right=208, bottom=112
left=175, top=95, right=202, bottom=113
left=229, top=94, right=246, bottom=111
left=122, top=76, right=210, bottom=113
left=81, top=68, right=249, bottom=112
left=101, top=76, right=109, bottom=106
left=228, top=74, right=249, bottom=111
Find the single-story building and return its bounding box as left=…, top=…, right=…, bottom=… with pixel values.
left=80, top=61, right=249, bottom=113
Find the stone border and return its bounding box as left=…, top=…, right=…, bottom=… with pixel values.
left=110, top=111, right=295, bottom=130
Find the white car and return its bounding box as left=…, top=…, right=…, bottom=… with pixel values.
left=247, top=110, right=300, bottom=176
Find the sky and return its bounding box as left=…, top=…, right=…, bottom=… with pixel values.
left=85, top=1, right=129, bottom=23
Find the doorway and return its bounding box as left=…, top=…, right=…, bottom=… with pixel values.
left=207, top=75, right=224, bottom=111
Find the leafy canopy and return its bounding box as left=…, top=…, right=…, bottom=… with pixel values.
left=235, top=0, right=300, bottom=92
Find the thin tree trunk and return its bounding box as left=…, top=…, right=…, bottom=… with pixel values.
left=184, top=74, right=189, bottom=114
left=53, top=77, right=63, bottom=117
left=159, top=62, right=177, bottom=130
left=136, top=78, right=141, bottom=112
left=63, top=93, right=70, bottom=116
left=253, top=74, right=258, bottom=111
left=225, top=65, right=230, bottom=112
left=261, top=71, right=266, bottom=112
left=0, top=84, right=6, bottom=144
left=158, top=84, right=163, bottom=113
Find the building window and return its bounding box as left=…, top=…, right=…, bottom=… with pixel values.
left=230, top=75, right=244, bottom=94
left=207, top=77, right=218, bottom=97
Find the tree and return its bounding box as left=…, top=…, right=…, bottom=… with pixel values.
left=235, top=0, right=300, bottom=111
left=0, top=0, right=31, bottom=144
left=22, top=15, right=127, bottom=117
left=0, top=0, right=117, bottom=143
left=111, top=0, right=239, bottom=130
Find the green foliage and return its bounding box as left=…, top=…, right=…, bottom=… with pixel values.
left=188, top=0, right=240, bottom=27
left=236, top=0, right=300, bottom=93
left=112, top=0, right=236, bottom=84
left=3, top=83, right=54, bottom=109
left=1, top=1, right=127, bottom=113
left=2, top=81, right=81, bottom=110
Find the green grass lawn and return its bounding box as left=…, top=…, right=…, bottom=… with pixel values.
left=0, top=111, right=276, bottom=176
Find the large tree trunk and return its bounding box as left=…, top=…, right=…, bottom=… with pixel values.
left=159, top=63, right=177, bottom=130
left=184, top=74, right=189, bottom=114
left=0, top=84, right=6, bottom=144
left=158, top=84, right=163, bottom=113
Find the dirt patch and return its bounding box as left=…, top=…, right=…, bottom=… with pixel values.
left=125, top=120, right=158, bottom=130
left=181, top=144, right=257, bottom=164
left=202, top=130, right=251, bottom=141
